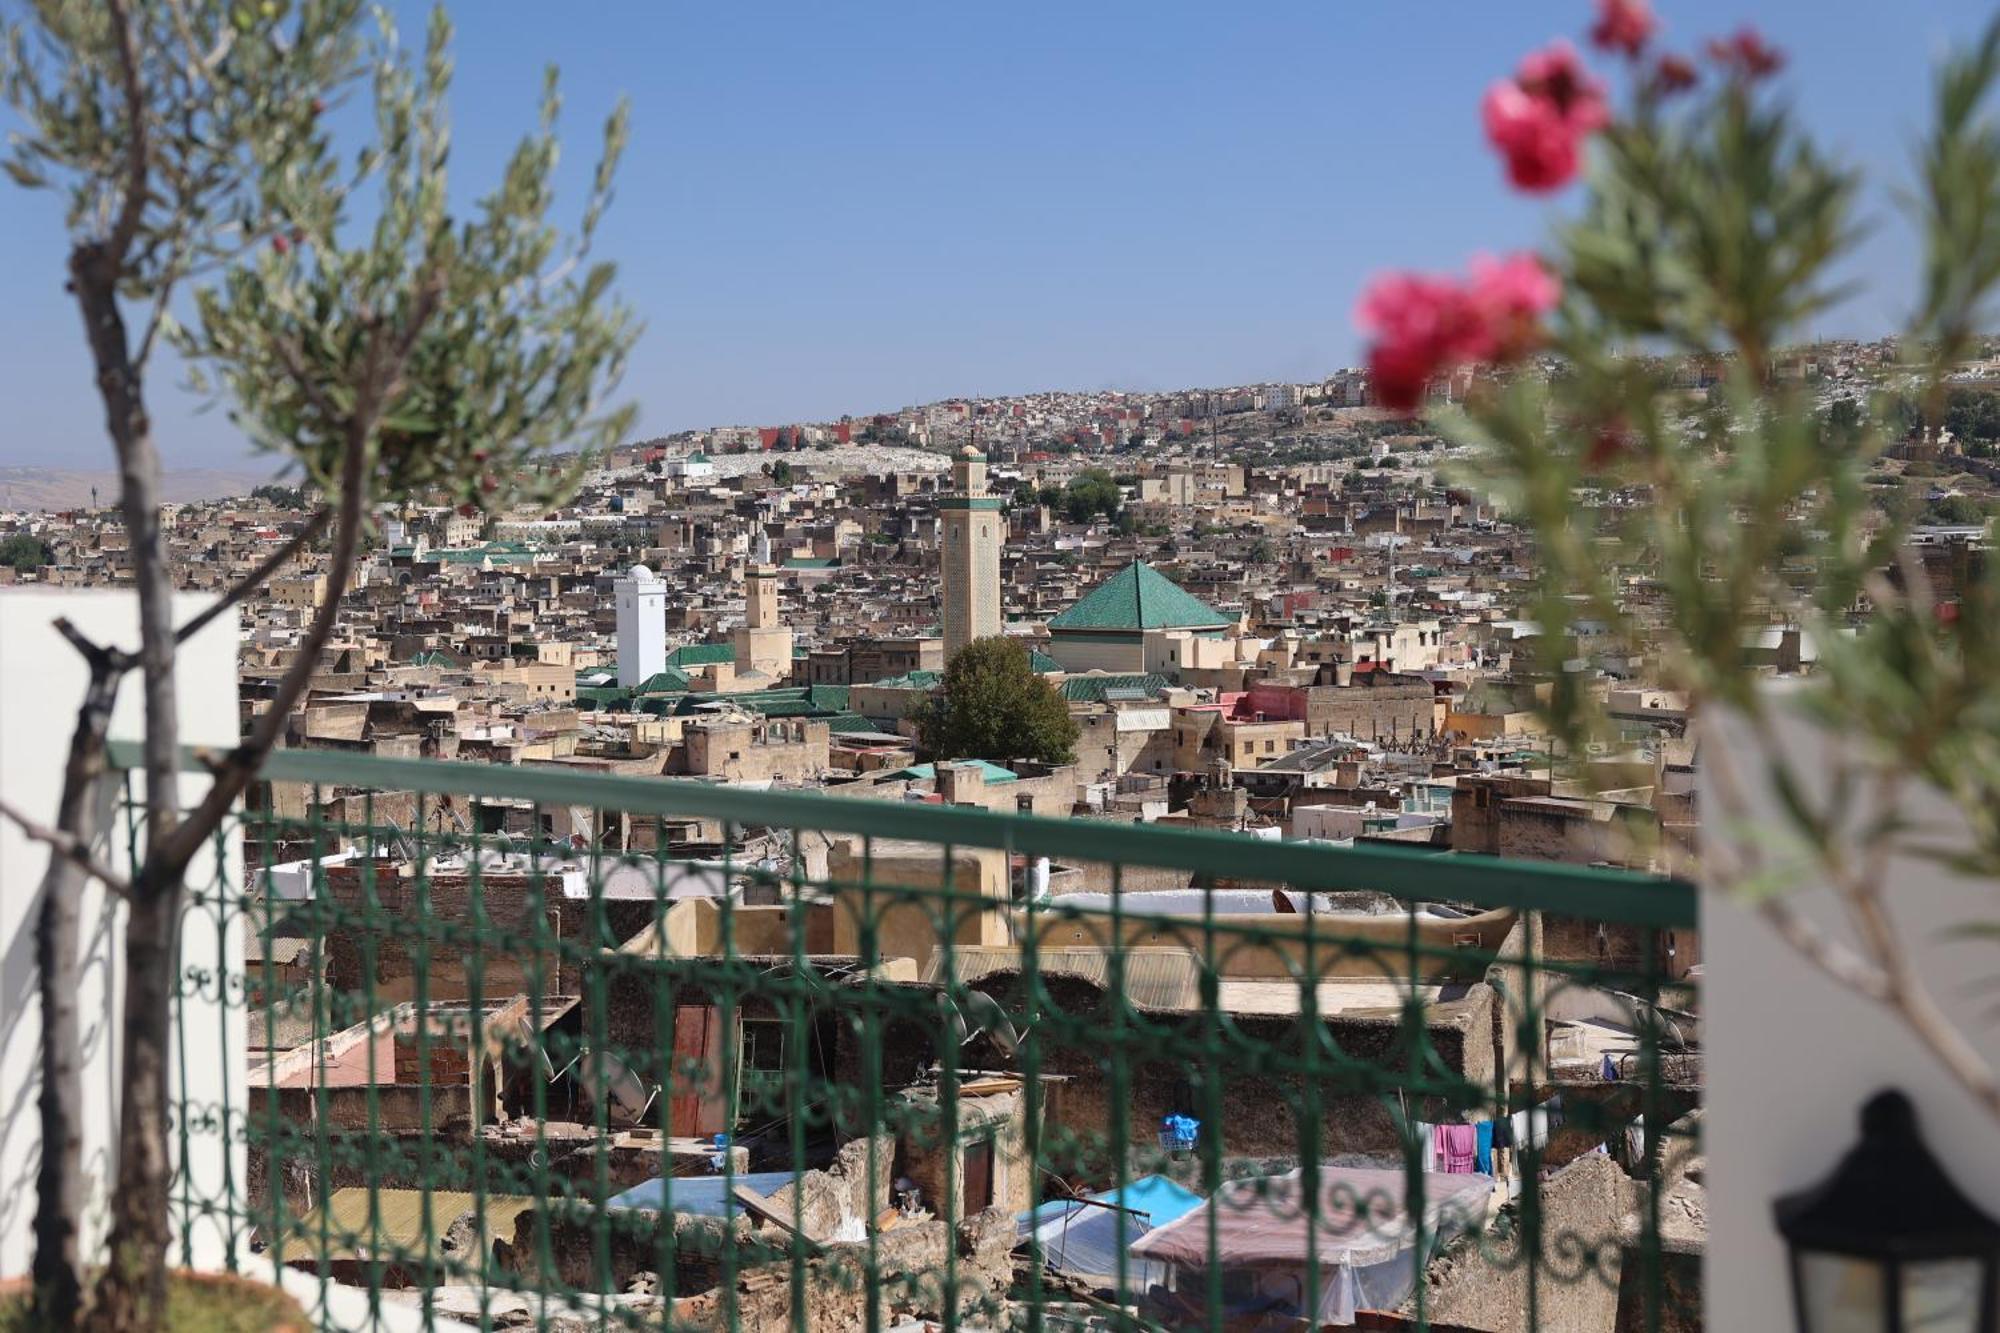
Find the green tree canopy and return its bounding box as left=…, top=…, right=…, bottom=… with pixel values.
left=0, top=533, right=54, bottom=570
left=1928, top=493, right=1990, bottom=526
left=915, top=636, right=1078, bottom=766
left=1058, top=467, right=1121, bottom=524
left=1945, top=387, right=2000, bottom=455
left=249, top=483, right=307, bottom=508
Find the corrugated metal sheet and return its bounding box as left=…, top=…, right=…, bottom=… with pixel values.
left=1113, top=707, right=1170, bottom=733
left=935, top=948, right=1444, bottom=1018
left=934, top=945, right=1201, bottom=1012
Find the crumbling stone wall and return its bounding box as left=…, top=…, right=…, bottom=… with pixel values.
left=1418, top=1152, right=1631, bottom=1333
left=1305, top=677, right=1435, bottom=742
left=949, top=975, right=1493, bottom=1167
left=671, top=1209, right=1015, bottom=1333
left=319, top=865, right=653, bottom=999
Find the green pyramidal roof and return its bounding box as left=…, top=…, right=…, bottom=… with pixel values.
left=1047, top=560, right=1232, bottom=632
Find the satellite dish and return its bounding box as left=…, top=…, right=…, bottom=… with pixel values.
left=577, top=1045, right=652, bottom=1128
left=937, top=989, right=1024, bottom=1056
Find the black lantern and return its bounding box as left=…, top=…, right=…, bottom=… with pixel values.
left=1775, top=1090, right=2000, bottom=1333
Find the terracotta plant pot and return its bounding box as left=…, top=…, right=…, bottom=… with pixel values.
left=0, top=1270, right=311, bottom=1332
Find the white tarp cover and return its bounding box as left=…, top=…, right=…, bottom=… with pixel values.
left=1017, top=1175, right=1204, bottom=1288
left=1130, top=1167, right=1490, bottom=1326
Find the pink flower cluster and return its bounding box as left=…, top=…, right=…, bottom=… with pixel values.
left=1707, top=26, right=1784, bottom=79
left=1355, top=254, right=1560, bottom=412
left=1482, top=41, right=1611, bottom=193
left=1479, top=3, right=1784, bottom=195
left=1357, top=3, right=1791, bottom=414
left=1589, top=0, right=1656, bottom=58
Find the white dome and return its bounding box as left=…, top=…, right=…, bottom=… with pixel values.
left=627, top=563, right=654, bottom=581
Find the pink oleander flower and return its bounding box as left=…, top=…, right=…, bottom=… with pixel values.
left=1356, top=255, right=1560, bottom=413
left=1357, top=273, right=1486, bottom=412
left=1482, top=41, right=1610, bottom=193
left=1468, top=253, right=1561, bottom=359
left=1707, top=26, right=1784, bottom=80
left=1590, top=0, right=1656, bottom=59
left=1653, top=52, right=1699, bottom=95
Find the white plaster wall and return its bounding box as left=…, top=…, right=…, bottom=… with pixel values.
left=0, top=589, right=243, bottom=1278
left=1703, top=699, right=2000, bottom=1327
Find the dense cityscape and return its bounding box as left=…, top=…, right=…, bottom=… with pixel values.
left=8, top=0, right=2000, bottom=1328
left=3, top=340, right=1995, bottom=1329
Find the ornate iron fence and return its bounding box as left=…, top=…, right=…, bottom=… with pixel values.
left=121, top=745, right=1700, bottom=1331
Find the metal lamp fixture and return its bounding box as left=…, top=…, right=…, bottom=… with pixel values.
left=1775, top=1090, right=2000, bottom=1333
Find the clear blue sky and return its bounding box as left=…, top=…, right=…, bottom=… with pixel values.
left=0, top=0, right=1992, bottom=468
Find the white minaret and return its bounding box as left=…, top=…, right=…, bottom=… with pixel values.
left=615, top=564, right=667, bottom=686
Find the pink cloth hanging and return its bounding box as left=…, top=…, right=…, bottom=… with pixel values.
left=1438, top=1123, right=1478, bottom=1173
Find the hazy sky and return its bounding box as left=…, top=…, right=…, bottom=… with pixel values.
left=0, top=0, right=1993, bottom=469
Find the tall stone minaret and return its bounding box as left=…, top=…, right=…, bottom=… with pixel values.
left=733, top=529, right=792, bottom=681
left=940, top=446, right=1002, bottom=659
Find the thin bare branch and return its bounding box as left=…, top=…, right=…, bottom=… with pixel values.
left=173, top=508, right=331, bottom=645
left=268, top=332, right=343, bottom=421
left=1725, top=705, right=2000, bottom=1125
left=101, top=0, right=149, bottom=268
left=155, top=366, right=379, bottom=874
left=1755, top=898, right=1893, bottom=1001
left=380, top=265, right=448, bottom=399
left=0, top=797, right=133, bottom=902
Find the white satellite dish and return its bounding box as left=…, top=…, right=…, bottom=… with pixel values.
left=577, top=1045, right=653, bottom=1128
left=936, top=989, right=1024, bottom=1056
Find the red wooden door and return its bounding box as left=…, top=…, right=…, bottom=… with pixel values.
left=964, top=1137, right=995, bottom=1214
left=668, top=1005, right=731, bottom=1136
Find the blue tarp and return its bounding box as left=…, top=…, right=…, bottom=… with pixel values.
left=606, top=1171, right=798, bottom=1218
left=1016, top=1175, right=1204, bottom=1284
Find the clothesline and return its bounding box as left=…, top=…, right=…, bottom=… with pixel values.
left=1410, top=1098, right=1561, bottom=1177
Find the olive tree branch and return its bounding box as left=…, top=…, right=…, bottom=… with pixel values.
left=100, top=0, right=149, bottom=269
left=154, top=284, right=442, bottom=876
left=1723, top=689, right=2000, bottom=1121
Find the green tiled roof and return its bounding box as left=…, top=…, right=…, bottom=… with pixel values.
left=784, top=556, right=839, bottom=569
left=822, top=712, right=881, bottom=734
left=1028, top=649, right=1064, bottom=675
left=669, top=683, right=850, bottom=717
left=807, top=684, right=851, bottom=712
left=891, top=760, right=1019, bottom=784
left=631, top=669, right=691, bottom=695
left=1059, top=673, right=1169, bottom=703
left=408, top=650, right=458, bottom=668
left=432, top=539, right=538, bottom=566
left=574, top=686, right=633, bottom=711
left=746, top=699, right=818, bottom=717
left=666, top=643, right=737, bottom=668
left=1046, top=560, right=1231, bottom=632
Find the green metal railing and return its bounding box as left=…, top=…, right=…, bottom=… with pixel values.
left=119, top=743, right=1701, bottom=1331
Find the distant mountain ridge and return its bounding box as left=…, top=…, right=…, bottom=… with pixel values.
left=0, top=466, right=270, bottom=512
